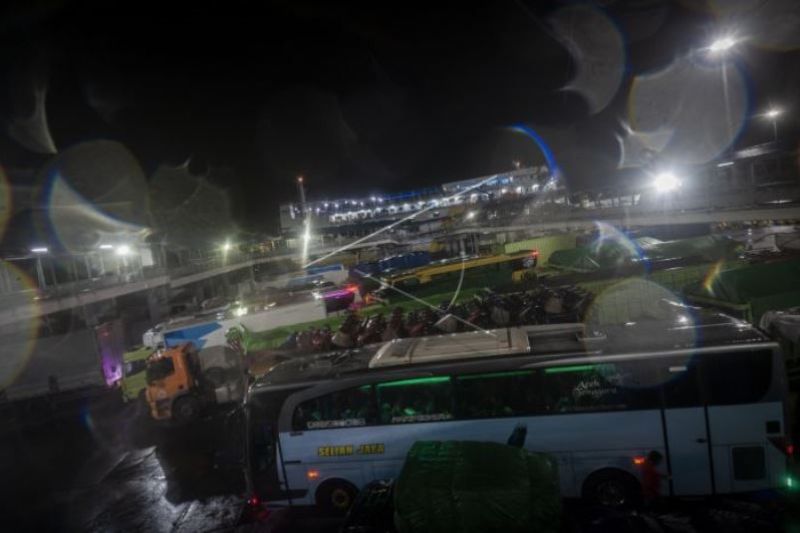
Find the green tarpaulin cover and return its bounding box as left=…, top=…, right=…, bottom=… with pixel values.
left=394, top=441, right=560, bottom=533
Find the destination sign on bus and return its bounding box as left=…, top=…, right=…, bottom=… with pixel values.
left=317, top=443, right=386, bottom=457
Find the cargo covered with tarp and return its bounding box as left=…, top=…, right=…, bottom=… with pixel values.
left=503, top=233, right=578, bottom=264
left=548, top=241, right=632, bottom=272
left=640, top=234, right=740, bottom=263
left=394, top=441, right=560, bottom=533
left=548, top=234, right=739, bottom=273
left=684, top=259, right=800, bottom=323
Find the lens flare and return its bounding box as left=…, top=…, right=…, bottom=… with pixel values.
left=708, top=0, right=800, bottom=51
left=702, top=259, right=725, bottom=296
left=592, top=222, right=646, bottom=266
left=584, top=278, right=698, bottom=367
left=42, top=141, right=150, bottom=252
left=0, top=261, right=43, bottom=394
left=508, top=124, right=562, bottom=181
left=628, top=56, right=749, bottom=166
left=549, top=4, right=626, bottom=114
left=148, top=163, right=238, bottom=248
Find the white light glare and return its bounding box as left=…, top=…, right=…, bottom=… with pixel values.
left=466, top=211, right=477, bottom=220
left=115, top=245, right=131, bottom=256
left=765, top=108, right=782, bottom=119
left=30, top=247, right=48, bottom=254
left=222, top=241, right=232, bottom=252
left=99, top=244, right=114, bottom=250
left=653, top=172, right=681, bottom=193
left=708, top=36, right=738, bottom=54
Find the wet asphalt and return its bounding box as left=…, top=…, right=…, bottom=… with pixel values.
left=0, top=395, right=248, bottom=532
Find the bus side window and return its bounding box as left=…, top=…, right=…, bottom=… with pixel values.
left=455, top=370, right=537, bottom=418
left=540, top=363, right=654, bottom=413
left=376, top=376, right=453, bottom=424
left=703, top=350, right=772, bottom=406
left=292, top=385, right=374, bottom=431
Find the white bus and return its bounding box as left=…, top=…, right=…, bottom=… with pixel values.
left=244, top=311, right=791, bottom=512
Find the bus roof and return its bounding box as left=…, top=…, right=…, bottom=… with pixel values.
left=367, top=323, right=583, bottom=369
left=250, top=309, right=768, bottom=392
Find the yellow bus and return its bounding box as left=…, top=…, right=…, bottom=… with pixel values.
left=377, top=250, right=538, bottom=298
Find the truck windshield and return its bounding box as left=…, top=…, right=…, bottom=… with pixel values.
left=146, top=358, right=175, bottom=383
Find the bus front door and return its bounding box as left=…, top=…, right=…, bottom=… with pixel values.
left=662, top=362, right=713, bottom=496
left=664, top=408, right=713, bottom=495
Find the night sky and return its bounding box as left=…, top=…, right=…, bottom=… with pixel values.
left=1, top=0, right=799, bottom=232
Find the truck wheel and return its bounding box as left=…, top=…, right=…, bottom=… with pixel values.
left=172, top=395, right=201, bottom=423
left=316, top=479, right=358, bottom=515
left=582, top=469, right=641, bottom=508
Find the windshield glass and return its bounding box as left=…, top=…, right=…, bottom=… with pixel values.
left=145, top=358, right=175, bottom=383
left=3, top=1, right=800, bottom=531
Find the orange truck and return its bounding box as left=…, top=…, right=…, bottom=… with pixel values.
left=144, top=343, right=246, bottom=422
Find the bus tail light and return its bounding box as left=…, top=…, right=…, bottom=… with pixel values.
left=768, top=436, right=794, bottom=457
left=307, top=469, right=320, bottom=480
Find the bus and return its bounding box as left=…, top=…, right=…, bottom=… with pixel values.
left=373, top=250, right=539, bottom=301
left=244, top=309, right=791, bottom=512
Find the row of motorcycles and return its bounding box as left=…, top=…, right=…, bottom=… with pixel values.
left=279, top=285, right=592, bottom=353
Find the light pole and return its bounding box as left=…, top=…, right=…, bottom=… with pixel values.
left=764, top=107, right=783, bottom=142
left=30, top=247, right=48, bottom=289
left=297, top=175, right=312, bottom=263
left=705, top=35, right=740, bottom=144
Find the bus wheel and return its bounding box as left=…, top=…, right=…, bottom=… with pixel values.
left=172, top=395, right=201, bottom=423
left=582, top=469, right=641, bottom=508
left=316, top=479, right=358, bottom=514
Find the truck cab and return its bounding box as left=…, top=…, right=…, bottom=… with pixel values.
left=144, top=342, right=247, bottom=422
left=145, top=344, right=204, bottom=422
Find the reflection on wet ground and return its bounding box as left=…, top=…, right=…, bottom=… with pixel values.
left=0, top=395, right=244, bottom=532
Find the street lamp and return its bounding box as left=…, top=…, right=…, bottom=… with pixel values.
left=707, top=36, right=739, bottom=56
left=115, top=244, right=131, bottom=256
left=222, top=241, right=232, bottom=252
left=653, top=171, right=681, bottom=194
